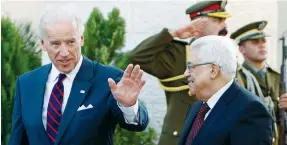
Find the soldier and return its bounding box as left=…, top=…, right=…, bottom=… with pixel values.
left=231, top=20, right=287, bottom=145
left=128, top=1, right=231, bottom=145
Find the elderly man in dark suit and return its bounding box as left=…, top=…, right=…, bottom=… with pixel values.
left=179, top=35, right=274, bottom=145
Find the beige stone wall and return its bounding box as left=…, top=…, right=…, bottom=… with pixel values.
left=1, top=1, right=45, bottom=31
left=2, top=0, right=283, bottom=68
left=277, top=1, right=287, bottom=68
left=226, top=0, right=279, bottom=68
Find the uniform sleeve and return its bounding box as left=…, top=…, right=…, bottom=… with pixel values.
left=128, top=28, right=187, bottom=79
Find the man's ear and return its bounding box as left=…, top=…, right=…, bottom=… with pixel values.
left=239, top=45, right=245, bottom=54
left=80, top=36, right=84, bottom=47
left=41, top=40, right=47, bottom=51
left=210, top=64, right=220, bottom=79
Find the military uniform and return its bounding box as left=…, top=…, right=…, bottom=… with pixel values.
left=128, top=1, right=231, bottom=144
left=231, top=21, right=280, bottom=145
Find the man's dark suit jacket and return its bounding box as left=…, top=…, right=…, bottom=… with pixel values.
left=8, top=57, right=149, bottom=145
left=178, top=81, right=274, bottom=145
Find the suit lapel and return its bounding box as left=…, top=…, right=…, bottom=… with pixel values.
left=55, top=57, right=94, bottom=144
left=191, top=100, right=227, bottom=145
left=179, top=102, right=202, bottom=145
left=31, top=64, right=52, bottom=144
left=191, top=81, right=239, bottom=145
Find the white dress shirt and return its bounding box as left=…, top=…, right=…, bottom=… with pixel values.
left=204, top=79, right=234, bottom=120
left=42, top=55, right=139, bottom=130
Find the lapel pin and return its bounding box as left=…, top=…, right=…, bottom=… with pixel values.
left=80, top=90, right=85, bottom=94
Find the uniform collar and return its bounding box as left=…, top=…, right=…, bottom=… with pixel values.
left=243, top=61, right=267, bottom=72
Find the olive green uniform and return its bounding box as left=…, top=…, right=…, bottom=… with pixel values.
left=129, top=28, right=194, bottom=145
left=237, top=62, right=280, bottom=145
left=231, top=20, right=280, bottom=145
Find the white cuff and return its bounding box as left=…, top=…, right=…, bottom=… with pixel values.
left=117, top=100, right=139, bottom=125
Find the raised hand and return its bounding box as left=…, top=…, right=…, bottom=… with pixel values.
left=170, top=17, right=209, bottom=39
left=108, top=64, right=146, bottom=107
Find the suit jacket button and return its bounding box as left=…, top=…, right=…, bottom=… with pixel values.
left=173, top=131, right=178, bottom=136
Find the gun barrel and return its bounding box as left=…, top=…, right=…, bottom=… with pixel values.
left=279, top=36, right=287, bottom=145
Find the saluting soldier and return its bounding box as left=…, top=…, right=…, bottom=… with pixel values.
left=128, top=1, right=231, bottom=145
left=231, top=20, right=287, bottom=145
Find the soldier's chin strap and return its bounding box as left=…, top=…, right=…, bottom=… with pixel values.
left=157, top=45, right=190, bottom=95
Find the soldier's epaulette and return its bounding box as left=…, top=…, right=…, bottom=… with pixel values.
left=171, top=39, right=188, bottom=45
left=268, top=66, right=280, bottom=74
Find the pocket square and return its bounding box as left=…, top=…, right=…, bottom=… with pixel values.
left=87, top=104, right=93, bottom=109
left=77, top=104, right=93, bottom=111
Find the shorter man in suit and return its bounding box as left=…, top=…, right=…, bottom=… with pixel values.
left=179, top=35, right=274, bottom=145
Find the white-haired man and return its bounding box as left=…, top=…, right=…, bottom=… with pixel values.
left=8, top=7, right=149, bottom=145
left=179, top=35, right=274, bottom=145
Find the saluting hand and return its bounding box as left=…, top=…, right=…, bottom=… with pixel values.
left=169, top=17, right=209, bottom=39
left=108, top=64, right=146, bottom=107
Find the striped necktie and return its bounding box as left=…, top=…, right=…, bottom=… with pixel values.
left=46, top=73, right=66, bottom=144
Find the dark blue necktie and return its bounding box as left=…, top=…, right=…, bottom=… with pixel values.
left=46, top=73, right=66, bottom=144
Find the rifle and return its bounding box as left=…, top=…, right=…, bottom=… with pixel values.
left=279, top=35, right=287, bottom=145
